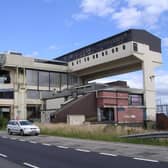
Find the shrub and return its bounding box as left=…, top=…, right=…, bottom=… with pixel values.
left=0, top=117, right=7, bottom=129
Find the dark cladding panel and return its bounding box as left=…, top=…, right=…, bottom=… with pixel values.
left=131, top=30, right=161, bottom=53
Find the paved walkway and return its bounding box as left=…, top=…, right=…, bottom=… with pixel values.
left=0, top=131, right=168, bottom=162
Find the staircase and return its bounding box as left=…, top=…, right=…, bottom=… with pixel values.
left=51, top=92, right=97, bottom=123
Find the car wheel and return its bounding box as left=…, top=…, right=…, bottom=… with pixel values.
left=35, top=133, right=39, bottom=136
left=8, top=129, right=12, bottom=135
left=20, top=130, right=24, bottom=136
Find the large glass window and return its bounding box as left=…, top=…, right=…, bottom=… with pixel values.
left=0, top=70, right=10, bottom=84
left=61, top=73, right=68, bottom=90
left=68, top=74, right=78, bottom=88
left=26, top=70, right=38, bottom=86
left=49, top=72, right=60, bottom=91
left=39, top=71, right=49, bottom=87
left=128, top=94, right=143, bottom=106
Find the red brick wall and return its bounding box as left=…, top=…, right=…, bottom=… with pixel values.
left=117, top=107, right=144, bottom=123
left=97, top=91, right=128, bottom=107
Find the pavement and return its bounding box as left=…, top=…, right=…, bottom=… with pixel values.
left=0, top=131, right=168, bottom=162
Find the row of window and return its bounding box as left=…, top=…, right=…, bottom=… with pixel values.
left=71, top=44, right=127, bottom=66
left=26, top=70, right=79, bottom=91
left=58, top=32, right=130, bottom=62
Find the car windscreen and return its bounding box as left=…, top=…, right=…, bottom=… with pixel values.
left=19, top=121, right=32, bottom=126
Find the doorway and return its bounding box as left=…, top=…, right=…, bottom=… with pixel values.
left=101, top=108, right=114, bottom=121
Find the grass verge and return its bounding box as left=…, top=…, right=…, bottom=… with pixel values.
left=37, top=123, right=168, bottom=147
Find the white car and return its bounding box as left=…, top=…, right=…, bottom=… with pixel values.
left=7, top=120, right=40, bottom=136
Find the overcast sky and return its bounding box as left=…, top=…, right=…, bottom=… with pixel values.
left=0, top=0, right=168, bottom=103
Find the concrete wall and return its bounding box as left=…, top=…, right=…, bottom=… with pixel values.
left=46, top=98, right=65, bottom=110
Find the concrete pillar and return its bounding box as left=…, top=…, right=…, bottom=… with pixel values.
left=142, top=60, right=156, bottom=121
left=13, top=67, right=27, bottom=120
left=97, top=108, right=101, bottom=122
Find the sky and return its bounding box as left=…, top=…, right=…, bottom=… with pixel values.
left=0, top=0, right=168, bottom=103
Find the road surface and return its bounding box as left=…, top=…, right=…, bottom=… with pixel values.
left=0, top=136, right=167, bottom=168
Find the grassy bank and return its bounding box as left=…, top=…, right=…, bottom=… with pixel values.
left=37, top=123, right=168, bottom=146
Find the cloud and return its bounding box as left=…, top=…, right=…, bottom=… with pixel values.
left=112, top=7, right=141, bottom=29
left=74, top=0, right=168, bottom=29
left=73, top=0, right=115, bottom=20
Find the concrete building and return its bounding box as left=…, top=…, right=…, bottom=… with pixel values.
left=0, top=29, right=162, bottom=124
left=0, top=51, right=79, bottom=120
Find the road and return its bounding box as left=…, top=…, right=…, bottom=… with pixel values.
left=0, top=136, right=168, bottom=168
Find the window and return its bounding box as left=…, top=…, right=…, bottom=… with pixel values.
left=116, top=47, right=118, bottom=52
left=84, top=58, right=86, bottom=62
left=128, top=94, right=143, bottom=106
left=93, top=55, right=95, bottom=59
left=26, top=70, right=38, bottom=86
left=27, top=90, right=40, bottom=99
left=0, top=91, right=13, bottom=99
left=133, top=43, right=138, bottom=51
left=122, top=45, right=126, bottom=50
left=105, top=51, right=108, bottom=55
left=61, top=73, right=68, bottom=90
left=39, top=71, right=49, bottom=87
left=96, top=54, right=98, bottom=58
left=49, top=72, right=60, bottom=90
left=112, top=49, right=114, bottom=53
left=76, top=60, right=78, bottom=64
left=72, top=62, right=74, bottom=66
left=87, top=57, right=89, bottom=61
left=68, top=74, right=78, bottom=88
left=102, top=52, right=104, bottom=56
left=0, top=70, right=10, bottom=84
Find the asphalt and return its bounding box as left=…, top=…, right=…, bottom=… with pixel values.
left=0, top=157, right=23, bottom=168
left=0, top=131, right=168, bottom=168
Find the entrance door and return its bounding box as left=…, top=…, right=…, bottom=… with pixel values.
left=102, top=108, right=114, bottom=121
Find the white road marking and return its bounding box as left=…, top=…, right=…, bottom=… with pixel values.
left=2, top=136, right=8, bottom=139
left=57, top=145, right=69, bottom=149
left=42, top=143, right=51, bottom=146
left=29, top=141, right=37, bottom=144
left=0, top=153, right=7, bottom=158
left=10, top=137, right=17, bottom=140
left=133, top=157, right=159, bottom=163
left=75, top=149, right=90, bottom=153
left=19, top=139, right=26, bottom=142
left=23, top=162, right=39, bottom=168
left=99, top=152, right=117, bottom=157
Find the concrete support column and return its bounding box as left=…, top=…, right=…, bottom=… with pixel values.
left=142, top=61, right=156, bottom=121
left=97, top=108, right=101, bottom=122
